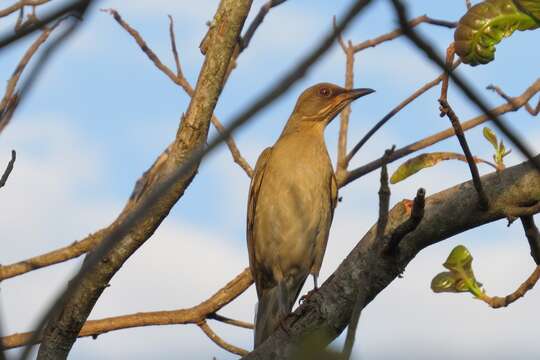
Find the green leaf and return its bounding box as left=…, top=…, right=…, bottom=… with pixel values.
left=431, top=245, right=484, bottom=297
left=390, top=152, right=467, bottom=184
left=483, top=127, right=499, bottom=150
left=454, top=0, right=540, bottom=66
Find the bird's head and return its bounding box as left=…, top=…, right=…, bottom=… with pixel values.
left=292, top=82, right=374, bottom=125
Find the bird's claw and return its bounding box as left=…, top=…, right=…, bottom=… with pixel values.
left=298, top=287, right=318, bottom=305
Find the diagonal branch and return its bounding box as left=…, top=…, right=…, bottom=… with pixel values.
left=0, top=18, right=65, bottom=132
left=439, top=99, right=489, bottom=210
left=487, top=84, right=540, bottom=116
left=341, top=78, right=540, bottom=187
left=477, top=266, right=540, bottom=308
left=198, top=321, right=249, bottom=356
left=239, top=0, right=288, bottom=52
left=0, top=0, right=50, bottom=19
left=352, top=14, right=456, bottom=53
left=0, top=150, right=16, bottom=189
left=521, top=215, right=540, bottom=265
left=1, top=269, right=253, bottom=350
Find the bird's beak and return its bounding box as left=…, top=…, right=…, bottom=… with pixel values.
left=346, top=88, right=375, bottom=100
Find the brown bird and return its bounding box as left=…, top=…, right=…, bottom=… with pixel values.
left=247, top=82, right=374, bottom=347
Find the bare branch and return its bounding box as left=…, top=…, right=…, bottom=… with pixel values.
left=341, top=79, right=540, bottom=187
left=0, top=0, right=49, bottom=19
left=487, top=84, right=540, bottom=116
left=352, top=14, right=456, bottom=53
left=336, top=40, right=355, bottom=175
left=465, top=0, right=473, bottom=9
left=167, top=15, right=182, bottom=77
left=376, top=148, right=393, bottom=239
left=199, top=321, right=249, bottom=356
left=521, top=216, right=540, bottom=265
left=439, top=99, right=489, bottom=210
left=0, top=150, right=16, bottom=189
left=207, top=313, right=254, bottom=329
left=385, top=188, right=426, bottom=254
left=477, top=266, right=540, bottom=308
left=0, top=19, right=65, bottom=132
left=1, top=269, right=252, bottom=349
left=239, top=0, right=288, bottom=52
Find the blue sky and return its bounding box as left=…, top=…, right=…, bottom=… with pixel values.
left=1, top=0, right=539, bottom=359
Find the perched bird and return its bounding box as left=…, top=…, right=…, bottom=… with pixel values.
left=247, top=83, right=374, bottom=347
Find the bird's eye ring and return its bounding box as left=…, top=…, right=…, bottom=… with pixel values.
left=319, top=87, right=331, bottom=97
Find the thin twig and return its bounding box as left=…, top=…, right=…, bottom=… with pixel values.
left=344, top=60, right=461, bottom=169
left=104, top=9, right=254, bottom=178
left=478, top=266, right=540, bottom=308
left=0, top=0, right=90, bottom=49
left=521, top=216, right=540, bottom=265
left=439, top=44, right=455, bottom=103
left=337, top=40, right=355, bottom=174
left=352, top=14, right=456, bottom=53
left=385, top=188, right=425, bottom=254
left=439, top=99, right=489, bottom=210
left=0, top=19, right=65, bottom=132
left=1, top=269, right=253, bottom=350
left=487, top=84, right=540, bottom=116
left=239, top=0, right=288, bottom=52
left=0, top=0, right=49, bottom=18
left=341, top=78, right=540, bottom=187
left=198, top=321, right=249, bottom=356
left=376, top=148, right=394, bottom=239
left=0, top=150, right=16, bottom=189
left=390, top=0, right=540, bottom=173
left=207, top=313, right=254, bottom=329
left=465, top=0, right=473, bottom=9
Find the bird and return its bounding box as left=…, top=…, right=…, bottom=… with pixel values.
left=247, top=82, right=374, bottom=347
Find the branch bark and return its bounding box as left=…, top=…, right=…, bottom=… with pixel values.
left=35, top=1, right=253, bottom=358
left=244, top=156, right=540, bottom=359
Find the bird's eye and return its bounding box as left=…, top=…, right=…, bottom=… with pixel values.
left=319, top=87, right=331, bottom=97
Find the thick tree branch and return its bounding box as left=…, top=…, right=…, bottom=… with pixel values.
left=342, top=79, right=540, bottom=187
left=244, top=156, right=540, bottom=359
left=1, top=269, right=253, bottom=350
left=34, top=2, right=254, bottom=359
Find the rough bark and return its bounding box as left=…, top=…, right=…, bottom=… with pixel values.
left=35, top=1, right=253, bottom=358
left=244, top=156, right=540, bottom=359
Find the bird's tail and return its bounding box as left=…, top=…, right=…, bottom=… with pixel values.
left=254, top=275, right=307, bottom=348
left=254, top=285, right=281, bottom=348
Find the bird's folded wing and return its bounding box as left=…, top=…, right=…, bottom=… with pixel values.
left=247, top=146, right=273, bottom=297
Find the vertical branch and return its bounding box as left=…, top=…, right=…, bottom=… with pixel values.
left=439, top=99, right=489, bottom=209
left=336, top=14, right=355, bottom=174
left=439, top=44, right=455, bottom=103
left=521, top=216, right=540, bottom=265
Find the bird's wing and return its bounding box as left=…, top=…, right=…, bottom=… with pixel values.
left=310, top=172, right=338, bottom=277
left=247, top=147, right=273, bottom=297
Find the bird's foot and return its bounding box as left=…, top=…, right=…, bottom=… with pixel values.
left=298, top=287, right=318, bottom=305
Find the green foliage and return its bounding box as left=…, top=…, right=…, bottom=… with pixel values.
left=483, top=126, right=511, bottom=169
left=454, top=0, right=540, bottom=66
left=431, top=245, right=484, bottom=298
